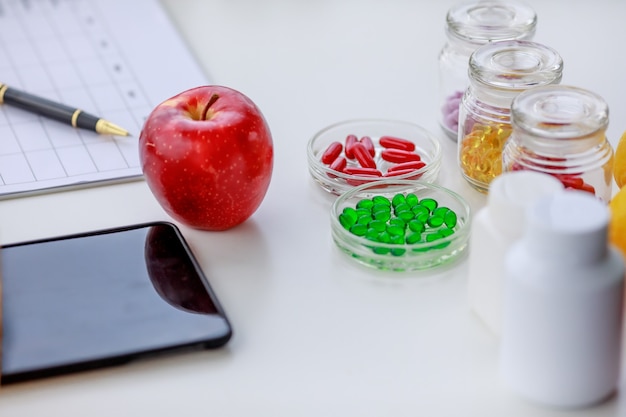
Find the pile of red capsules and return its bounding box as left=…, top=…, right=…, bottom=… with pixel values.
left=320, top=134, right=426, bottom=185
left=507, top=161, right=596, bottom=194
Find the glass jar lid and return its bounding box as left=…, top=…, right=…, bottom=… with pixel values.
left=511, top=85, right=609, bottom=139
left=469, top=40, right=563, bottom=91
left=447, top=0, right=537, bottom=45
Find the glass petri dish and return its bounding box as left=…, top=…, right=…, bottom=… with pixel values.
left=308, top=119, right=442, bottom=195
left=330, top=179, right=471, bottom=272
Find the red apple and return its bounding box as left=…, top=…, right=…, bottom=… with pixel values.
left=139, top=85, right=274, bottom=231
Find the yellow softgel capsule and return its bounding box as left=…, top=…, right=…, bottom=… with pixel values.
left=460, top=122, right=511, bottom=186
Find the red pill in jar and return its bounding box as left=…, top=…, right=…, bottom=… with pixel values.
left=386, top=160, right=426, bottom=173
left=579, top=182, right=596, bottom=194
left=556, top=174, right=596, bottom=194
left=379, top=136, right=416, bottom=152
left=556, top=175, right=584, bottom=189
left=345, top=134, right=358, bottom=159
left=381, top=148, right=421, bottom=163
left=321, top=141, right=343, bottom=164
left=352, top=142, right=377, bottom=169
left=360, top=136, right=376, bottom=157
left=328, top=156, right=347, bottom=178
left=344, top=166, right=382, bottom=176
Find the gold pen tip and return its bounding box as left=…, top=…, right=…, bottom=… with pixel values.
left=96, top=119, right=131, bottom=136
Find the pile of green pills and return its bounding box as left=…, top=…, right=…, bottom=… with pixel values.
left=337, top=192, right=458, bottom=256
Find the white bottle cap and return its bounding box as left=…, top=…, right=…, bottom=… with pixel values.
left=524, top=190, right=609, bottom=264
left=488, top=171, right=563, bottom=238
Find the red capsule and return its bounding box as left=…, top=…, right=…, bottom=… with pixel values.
left=321, top=141, right=343, bottom=164
left=352, top=142, right=377, bottom=169
left=557, top=175, right=584, bottom=189
left=556, top=174, right=596, bottom=195
left=578, top=182, right=596, bottom=194
left=360, top=136, right=376, bottom=157
left=327, top=156, right=347, bottom=178
left=343, top=166, right=382, bottom=176
left=386, top=160, right=426, bottom=173
left=379, top=136, right=416, bottom=152
left=383, top=168, right=423, bottom=179
left=346, top=175, right=381, bottom=186
left=381, top=148, right=421, bottom=163
left=345, top=134, right=358, bottom=159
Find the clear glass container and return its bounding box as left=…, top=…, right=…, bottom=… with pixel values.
left=502, top=85, right=614, bottom=202
left=457, top=40, right=563, bottom=193
left=330, top=179, right=471, bottom=272
left=307, top=119, right=442, bottom=195
left=438, top=0, right=536, bottom=141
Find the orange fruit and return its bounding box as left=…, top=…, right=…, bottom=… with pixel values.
left=614, top=131, right=626, bottom=189
left=609, top=186, right=626, bottom=258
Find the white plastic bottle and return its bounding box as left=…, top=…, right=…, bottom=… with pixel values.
left=500, top=190, right=625, bottom=408
left=467, top=171, right=563, bottom=334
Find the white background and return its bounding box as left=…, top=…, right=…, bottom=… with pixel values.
left=1, top=0, right=626, bottom=416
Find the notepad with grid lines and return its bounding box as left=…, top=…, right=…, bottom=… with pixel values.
left=0, top=0, right=209, bottom=199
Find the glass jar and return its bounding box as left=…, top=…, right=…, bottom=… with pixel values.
left=457, top=40, right=563, bottom=193
left=502, top=85, right=614, bottom=202
left=438, top=0, right=536, bottom=141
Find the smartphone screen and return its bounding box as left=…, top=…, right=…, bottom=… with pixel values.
left=1, top=222, right=232, bottom=384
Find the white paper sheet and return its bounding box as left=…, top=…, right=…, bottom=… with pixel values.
left=0, top=0, right=210, bottom=198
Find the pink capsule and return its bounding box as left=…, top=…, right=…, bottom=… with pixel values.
left=344, top=134, right=358, bottom=159
left=386, top=160, right=426, bottom=173
left=351, top=142, right=377, bottom=169
left=379, top=136, right=416, bottom=152
left=344, top=166, right=382, bottom=176
left=360, top=136, right=376, bottom=157
left=381, top=148, right=421, bottom=163
left=321, top=141, right=343, bottom=164
left=327, top=156, right=347, bottom=178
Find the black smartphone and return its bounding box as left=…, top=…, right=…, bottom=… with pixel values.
left=0, top=221, right=232, bottom=384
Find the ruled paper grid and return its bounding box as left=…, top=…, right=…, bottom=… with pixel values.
left=0, top=0, right=208, bottom=198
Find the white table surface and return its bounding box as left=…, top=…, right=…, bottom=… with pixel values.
left=2, top=0, right=626, bottom=415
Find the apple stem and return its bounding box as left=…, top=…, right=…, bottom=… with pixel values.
left=201, top=94, right=220, bottom=120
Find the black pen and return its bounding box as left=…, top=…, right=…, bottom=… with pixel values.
left=0, top=83, right=129, bottom=136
